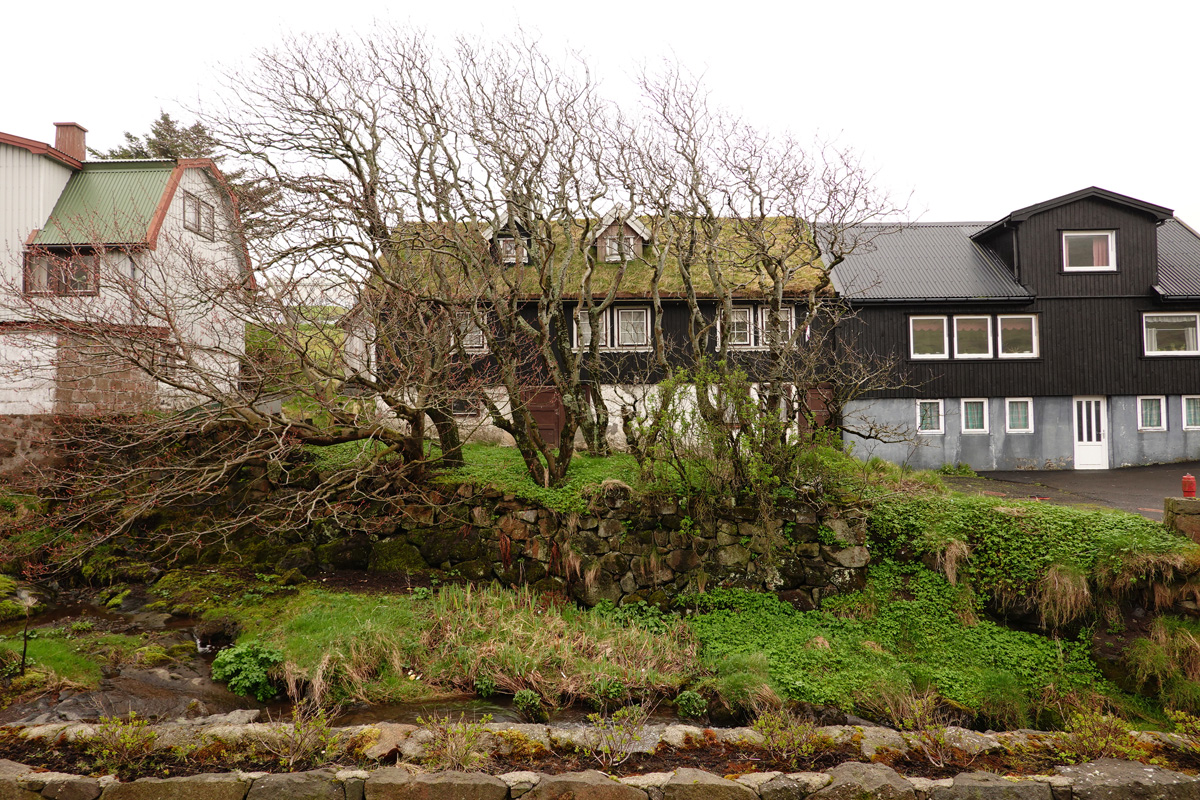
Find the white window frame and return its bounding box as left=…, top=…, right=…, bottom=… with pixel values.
left=574, top=307, right=608, bottom=349
left=1005, top=397, right=1034, bottom=434
left=910, top=316, right=949, bottom=360
left=497, top=237, right=519, bottom=265
left=953, top=315, right=993, bottom=359
left=997, top=315, right=1039, bottom=359
left=960, top=398, right=989, bottom=434
left=614, top=307, right=651, bottom=349
left=453, top=311, right=487, bottom=352
left=724, top=306, right=754, bottom=348
left=1143, top=312, right=1200, bottom=356
left=1138, top=395, right=1167, bottom=432
left=760, top=305, right=795, bottom=349
left=1184, top=396, right=1200, bottom=431
left=1062, top=230, right=1116, bottom=272
left=604, top=234, right=638, bottom=263
left=916, top=399, right=944, bottom=435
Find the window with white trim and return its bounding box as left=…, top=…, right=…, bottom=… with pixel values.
left=726, top=307, right=753, bottom=347
left=1184, top=396, right=1200, bottom=430
left=574, top=307, right=607, bottom=348
left=1062, top=230, right=1116, bottom=271
left=497, top=237, right=519, bottom=264
left=604, top=235, right=637, bottom=263
left=961, top=398, right=989, bottom=433
left=615, top=307, right=650, bottom=348
left=910, top=316, right=948, bottom=359
left=954, top=316, right=992, bottom=359
left=1144, top=313, right=1200, bottom=355
left=1138, top=396, right=1167, bottom=431
left=761, top=306, right=795, bottom=348
left=454, top=311, right=486, bottom=351
left=998, top=315, right=1038, bottom=358
left=182, top=191, right=215, bottom=239
left=917, top=399, right=944, bottom=434
left=1006, top=398, right=1034, bottom=433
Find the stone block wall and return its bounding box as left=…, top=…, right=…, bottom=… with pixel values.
left=315, top=483, right=870, bottom=609
left=1164, top=497, right=1200, bottom=541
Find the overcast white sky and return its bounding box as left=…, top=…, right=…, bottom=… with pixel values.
left=5, top=0, right=1199, bottom=223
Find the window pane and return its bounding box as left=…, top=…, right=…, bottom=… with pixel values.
left=918, top=401, right=940, bottom=431
left=911, top=317, right=946, bottom=356
left=617, top=310, right=646, bottom=346
left=62, top=257, right=93, bottom=292
left=577, top=310, right=604, bottom=347
left=955, top=317, right=990, bottom=356
left=1065, top=233, right=1111, bottom=268
left=963, top=400, right=985, bottom=431
left=1186, top=398, right=1200, bottom=428
left=1008, top=400, right=1030, bottom=431
left=25, top=255, right=50, bottom=292
left=729, top=309, right=751, bottom=345
left=1146, top=314, right=1199, bottom=353
left=999, top=316, right=1035, bottom=355
left=1141, top=398, right=1163, bottom=429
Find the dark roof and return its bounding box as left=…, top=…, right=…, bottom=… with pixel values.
left=830, top=223, right=1031, bottom=301
left=973, top=186, right=1174, bottom=240
left=1156, top=218, right=1200, bottom=298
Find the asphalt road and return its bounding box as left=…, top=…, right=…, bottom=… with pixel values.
left=950, top=461, right=1200, bottom=519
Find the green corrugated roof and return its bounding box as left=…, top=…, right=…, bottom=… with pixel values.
left=33, top=161, right=175, bottom=246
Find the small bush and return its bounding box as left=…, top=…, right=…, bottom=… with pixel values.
left=211, top=641, right=284, bottom=702
left=85, top=713, right=159, bottom=775
left=674, top=690, right=708, bottom=720
left=253, top=701, right=342, bottom=770
left=1054, top=707, right=1139, bottom=764
left=513, top=689, right=547, bottom=722
left=586, top=705, right=650, bottom=769
left=752, top=709, right=833, bottom=768
left=417, top=713, right=493, bottom=771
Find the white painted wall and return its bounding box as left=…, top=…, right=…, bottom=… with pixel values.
left=0, top=142, right=75, bottom=317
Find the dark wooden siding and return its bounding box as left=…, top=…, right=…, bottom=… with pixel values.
left=850, top=298, right=1200, bottom=398
left=1016, top=198, right=1160, bottom=298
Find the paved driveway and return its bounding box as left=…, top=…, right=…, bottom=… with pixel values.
left=948, top=461, right=1200, bottom=519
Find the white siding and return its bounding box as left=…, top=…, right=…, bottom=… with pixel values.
left=0, top=142, right=75, bottom=310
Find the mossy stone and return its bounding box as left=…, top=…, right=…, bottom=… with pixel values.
left=276, top=545, right=317, bottom=576
left=314, top=536, right=372, bottom=570
left=369, top=539, right=429, bottom=572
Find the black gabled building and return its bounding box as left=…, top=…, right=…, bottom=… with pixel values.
left=832, top=187, right=1200, bottom=470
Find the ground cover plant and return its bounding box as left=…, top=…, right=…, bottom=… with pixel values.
left=869, top=495, right=1200, bottom=626
left=688, top=562, right=1116, bottom=728
left=219, top=582, right=702, bottom=708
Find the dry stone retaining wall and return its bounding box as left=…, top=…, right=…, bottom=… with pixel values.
left=314, top=485, right=870, bottom=608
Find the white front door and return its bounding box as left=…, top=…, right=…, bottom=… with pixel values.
left=1073, top=396, right=1108, bottom=470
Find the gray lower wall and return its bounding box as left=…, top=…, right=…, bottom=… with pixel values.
left=845, top=395, right=1200, bottom=471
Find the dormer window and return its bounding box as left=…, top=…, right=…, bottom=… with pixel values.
left=497, top=237, right=519, bottom=264
left=23, top=249, right=99, bottom=295
left=1062, top=231, right=1116, bottom=271
left=604, top=235, right=637, bottom=263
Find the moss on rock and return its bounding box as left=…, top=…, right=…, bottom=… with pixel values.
left=368, top=540, right=429, bottom=573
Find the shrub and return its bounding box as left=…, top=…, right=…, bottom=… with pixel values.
left=211, top=641, right=284, bottom=702
left=674, top=690, right=708, bottom=720
left=586, top=705, right=650, bottom=769
left=84, top=713, right=159, bottom=775
left=859, top=685, right=966, bottom=768
left=752, top=709, right=833, bottom=768
left=253, top=701, right=342, bottom=770
left=1054, top=707, right=1139, bottom=764
left=417, top=713, right=493, bottom=771
left=513, top=689, right=548, bottom=723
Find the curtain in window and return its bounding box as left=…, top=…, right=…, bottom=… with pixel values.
left=1187, top=398, right=1200, bottom=428
left=999, top=317, right=1034, bottom=354
left=1141, top=398, right=1163, bottom=429
left=1146, top=315, right=1199, bottom=352
left=963, top=401, right=985, bottom=430
left=1092, top=236, right=1109, bottom=267
left=919, top=402, right=939, bottom=430
left=1008, top=401, right=1029, bottom=431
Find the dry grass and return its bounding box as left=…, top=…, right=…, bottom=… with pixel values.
left=1036, top=563, right=1093, bottom=629
left=935, top=539, right=971, bottom=586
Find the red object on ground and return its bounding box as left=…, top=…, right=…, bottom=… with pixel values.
left=1184, top=474, right=1196, bottom=498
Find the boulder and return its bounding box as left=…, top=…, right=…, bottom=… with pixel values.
left=525, top=770, right=646, bottom=800
left=930, top=773, right=1050, bottom=800
left=621, top=773, right=673, bottom=800
left=811, top=762, right=916, bottom=800
left=99, top=773, right=251, bottom=800
left=368, top=540, right=428, bottom=573
left=365, top=770, right=507, bottom=800
left=498, top=772, right=541, bottom=799
left=1054, top=759, right=1200, bottom=800
left=246, top=771, right=341, bottom=800
left=663, top=768, right=756, bottom=800
left=858, top=726, right=908, bottom=758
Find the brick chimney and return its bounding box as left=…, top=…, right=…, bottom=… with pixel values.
left=53, top=122, right=87, bottom=161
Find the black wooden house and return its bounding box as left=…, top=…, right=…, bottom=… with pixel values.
left=831, top=187, right=1200, bottom=470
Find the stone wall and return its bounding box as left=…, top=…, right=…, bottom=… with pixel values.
left=1165, top=497, right=1200, bottom=541
left=0, top=414, right=56, bottom=477
left=308, top=484, right=870, bottom=609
